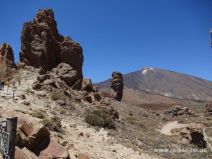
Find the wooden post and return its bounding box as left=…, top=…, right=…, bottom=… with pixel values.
left=6, top=117, right=17, bottom=159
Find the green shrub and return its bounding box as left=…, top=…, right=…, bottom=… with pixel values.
left=29, top=109, right=46, bottom=119
left=85, top=109, right=115, bottom=129
left=51, top=91, right=66, bottom=101
left=42, top=116, right=63, bottom=133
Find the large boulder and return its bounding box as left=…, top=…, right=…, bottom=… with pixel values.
left=172, top=124, right=207, bottom=148
left=15, top=147, right=38, bottom=159
left=205, top=103, right=212, bottom=115
left=164, top=105, right=192, bottom=116
left=53, top=63, right=80, bottom=87
left=81, top=79, right=94, bottom=92
left=111, top=72, right=123, bottom=101
left=20, top=9, right=83, bottom=87
left=0, top=43, right=17, bottom=81
left=38, top=139, right=69, bottom=159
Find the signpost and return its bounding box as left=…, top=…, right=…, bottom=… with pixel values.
left=0, top=117, right=17, bottom=159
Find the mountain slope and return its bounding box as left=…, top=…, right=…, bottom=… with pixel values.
left=97, top=67, right=212, bottom=104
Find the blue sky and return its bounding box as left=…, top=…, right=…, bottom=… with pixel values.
left=0, top=0, right=212, bottom=82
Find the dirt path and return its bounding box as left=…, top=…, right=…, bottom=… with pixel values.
left=160, top=121, right=189, bottom=136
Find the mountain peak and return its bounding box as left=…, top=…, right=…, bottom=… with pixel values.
left=141, top=67, right=154, bottom=75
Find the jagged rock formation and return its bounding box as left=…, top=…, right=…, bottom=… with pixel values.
left=20, top=9, right=83, bottom=88
left=32, top=62, right=83, bottom=90
left=111, top=72, right=123, bottom=101
left=0, top=43, right=17, bottom=81
left=164, top=105, right=192, bottom=116
left=172, top=123, right=207, bottom=149
left=205, top=103, right=212, bottom=115
left=81, top=79, right=94, bottom=92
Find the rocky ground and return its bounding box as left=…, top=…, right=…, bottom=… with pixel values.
left=0, top=68, right=159, bottom=159
left=1, top=68, right=211, bottom=159
left=106, top=101, right=212, bottom=159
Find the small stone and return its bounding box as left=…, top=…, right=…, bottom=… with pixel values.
left=32, top=81, right=42, bottom=90
left=21, top=100, right=30, bottom=106
left=86, top=132, right=90, bottom=138
left=56, top=100, right=66, bottom=106
left=78, top=153, right=91, bottom=159
left=79, top=132, right=84, bottom=137
left=67, top=143, right=75, bottom=150
left=61, top=140, right=68, bottom=147
left=18, top=94, right=26, bottom=100
left=112, top=149, right=117, bottom=153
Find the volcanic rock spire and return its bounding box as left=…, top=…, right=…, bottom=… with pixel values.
left=0, top=43, right=17, bottom=81
left=20, top=9, right=83, bottom=88
left=111, top=72, right=124, bottom=101
left=20, top=9, right=83, bottom=75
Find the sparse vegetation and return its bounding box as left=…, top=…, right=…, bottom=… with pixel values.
left=85, top=109, right=115, bottom=129
left=29, top=109, right=46, bottom=119
left=15, top=109, right=27, bottom=114
left=51, top=91, right=66, bottom=101
left=42, top=116, right=63, bottom=133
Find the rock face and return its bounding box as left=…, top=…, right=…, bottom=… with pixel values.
left=20, top=9, right=83, bottom=87
left=172, top=124, right=207, bottom=148
left=111, top=72, right=123, bottom=101
left=0, top=43, right=17, bottom=81
left=205, top=103, right=212, bottom=115
left=32, top=62, right=83, bottom=90
left=52, top=63, right=80, bottom=87
left=81, top=79, right=94, bottom=92
left=165, top=105, right=192, bottom=116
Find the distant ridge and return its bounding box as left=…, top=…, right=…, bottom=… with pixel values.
left=97, top=67, right=212, bottom=104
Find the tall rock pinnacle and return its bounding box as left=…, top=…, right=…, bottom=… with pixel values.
left=0, top=43, right=17, bottom=81
left=111, top=72, right=124, bottom=101
left=20, top=9, right=83, bottom=77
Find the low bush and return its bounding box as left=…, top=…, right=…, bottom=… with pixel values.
left=29, top=109, right=46, bottom=119
left=42, top=116, right=63, bottom=133
left=85, top=109, right=115, bottom=129
left=51, top=91, right=66, bottom=101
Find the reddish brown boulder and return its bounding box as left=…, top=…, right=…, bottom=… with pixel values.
left=53, top=63, right=80, bottom=87
left=0, top=43, right=17, bottom=81
left=78, top=153, right=91, bottom=159
left=15, top=147, right=38, bottom=159
left=111, top=72, right=123, bottom=101
left=20, top=119, right=50, bottom=150
left=38, top=139, right=69, bottom=159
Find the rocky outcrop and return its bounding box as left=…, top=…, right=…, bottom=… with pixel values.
left=39, top=139, right=69, bottom=159
left=81, top=79, right=94, bottom=92
left=111, top=72, right=123, bottom=101
left=32, top=62, right=83, bottom=90
left=172, top=124, right=207, bottom=148
left=0, top=43, right=17, bottom=81
left=205, top=103, right=212, bottom=115
left=20, top=9, right=83, bottom=88
left=52, top=63, right=80, bottom=87
left=165, top=105, right=192, bottom=116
